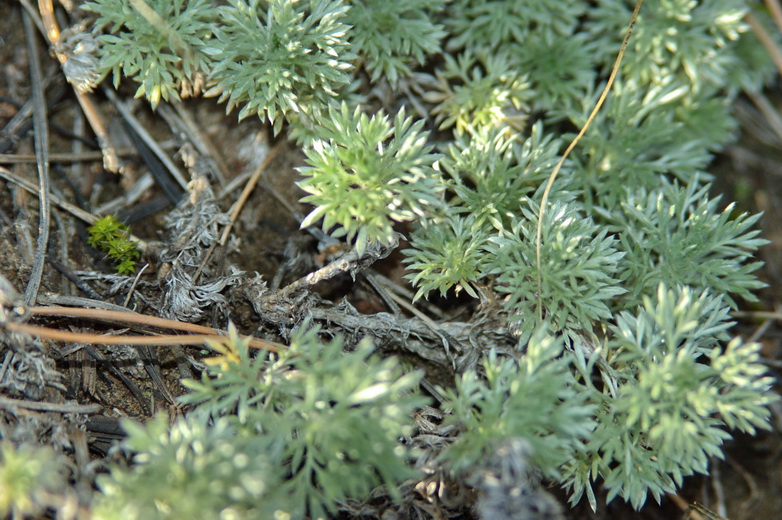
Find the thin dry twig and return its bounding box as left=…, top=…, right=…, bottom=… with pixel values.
left=668, top=495, right=730, bottom=520
left=688, top=503, right=729, bottom=520
left=746, top=11, right=782, bottom=79
left=223, top=142, right=283, bottom=246
left=764, top=0, right=782, bottom=36
left=278, top=236, right=398, bottom=300
left=0, top=150, right=137, bottom=164
left=747, top=317, right=773, bottom=344
left=103, top=87, right=187, bottom=189
left=28, top=305, right=282, bottom=351
left=368, top=271, right=445, bottom=319
left=22, top=8, right=51, bottom=306
left=0, top=394, right=102, bottom=414
left=6, top=320, right=278, bottom=350
left=162, top=102, right=232, bottom=185
left=22, top=0, right=123, bottom=172
left=1, top=96, right=47, bottom=151
left=535, top=0, right=643, bottom=320
left=725, top=454, right=761, bottom=514
left=93, top=173, right=157, bottom=216
left=74, top=93, right=122, bottom=173
left=732, top=310, right=782, bottom=322
left=746, top=89, right=782, bottom=143
left=709, top=459, right=728, bottom=519
left=122, top=263, right=148, bottom=307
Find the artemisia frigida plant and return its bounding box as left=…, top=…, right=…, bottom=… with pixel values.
left=4, top=0, right=779, bottom=518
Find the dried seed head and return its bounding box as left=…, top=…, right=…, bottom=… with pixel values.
left=55, top=24, right=101, bottom=94
left=0, top=274, right=28, bottom=325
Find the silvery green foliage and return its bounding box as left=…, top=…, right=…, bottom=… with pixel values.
left=403, top=214, right=488, bottom=300
left=83, top=0, right=214, bottom=107
left=180, top=323, right=428, bottom=519
left=298, top=103, right=443, bottom=254
left=509, top=32, right=597, bottom=114
left=564, top=79, right=736, bottom=210
left=585, top=0, right=748, bottom=90
left=440, top=332, right=596, bottom=479
left=208, top=0, right=355, bottom=133
left=0, top=441, right=70, bottom=518
left=439, top=123, right=564, bottom=233
left=443, top=0, right=586, bottom=51
left=399, top=121, right=568, bottom=306
left=613, top=179, right=767, bottom=308
left=77, top=0, right=780, bottom=515
left=92, top=415, right=285, bottom=520
left=345, top=0, right=446, bottom=85
left=485, top=202, right=626, bottom=341
left=423, top=49, right=533, bottom=135
left=563, top=286, right=776, bottom=510
left=440, top=0, right=589, bottom=114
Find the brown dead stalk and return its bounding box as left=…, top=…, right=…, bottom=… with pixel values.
left=5, top=306, right=283, bottom=352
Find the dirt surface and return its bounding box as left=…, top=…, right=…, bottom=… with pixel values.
left=2, top=3, right=782, bottom=520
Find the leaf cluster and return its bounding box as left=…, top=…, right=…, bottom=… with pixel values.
left=178, top=323, right=428, bottom=519
left=208, top=0, right=355, bottom=133
left=346, top=0, right=446, bottom=85
left=564, top=79, right=735, bottom=211
left=612, top=179, right=767, bottom=308
left=83, top=0, right=214, bottom=107
left=440, top=331, right=596, bottom=480
left=87, top=215, right=141, bottom=275
left=403, top=214, right=488, bottom=300
left=563, top=285, right=777, bottom=509
left=0, top=441, right=69, bottom=518
left=401, top=124, right=566, bottom=301
left=443, top=0, right=586, bottom=52
left=423, top=50, right=532, bottom=135
left=92, top=415, right=283, bottom=520
left=585, top=0, right=748, bottom=92
left=486, top=202, right=626, bottom=339
left=440, top=0, right=591, bottom=115
left=75, top=0, right=782, bottom=516
left=297, top=103, right=443, bottom=253
left=442, top=123, right=563, bottom=230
